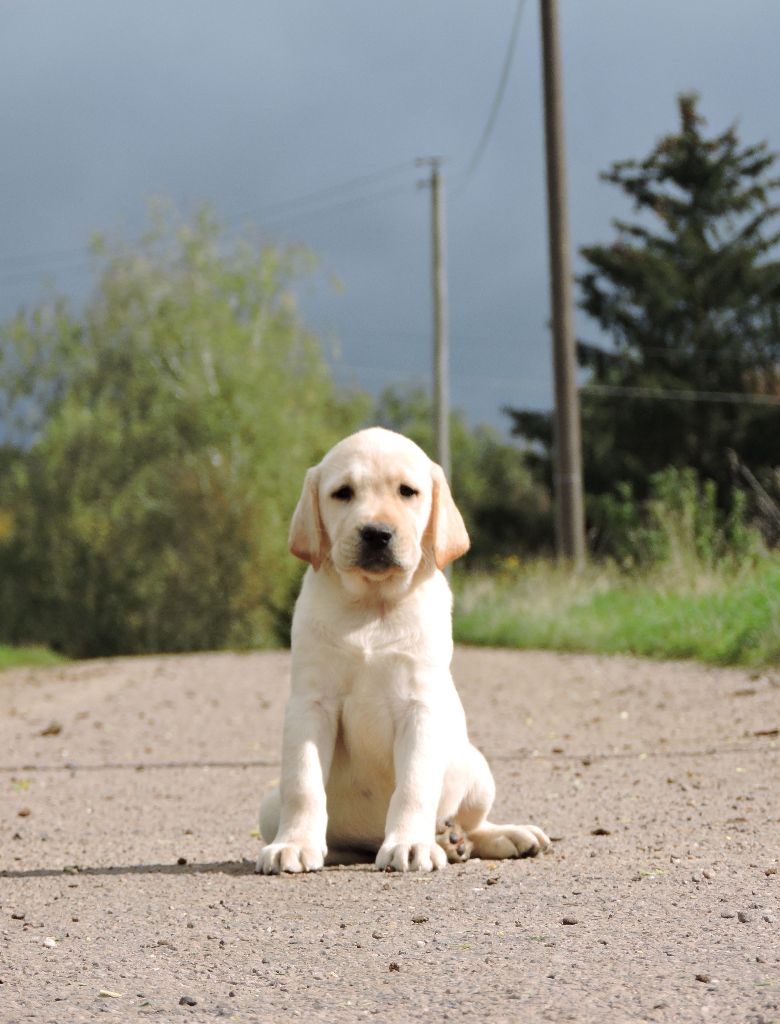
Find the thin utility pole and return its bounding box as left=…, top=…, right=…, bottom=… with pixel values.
left=418, top=157, right=450, bottom=482
left=539, top=0, right=586, bottom=568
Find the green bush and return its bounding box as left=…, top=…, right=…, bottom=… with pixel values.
left=0, top=206, right=365, bottom=657
left=588, top=467, right=763, bottom=573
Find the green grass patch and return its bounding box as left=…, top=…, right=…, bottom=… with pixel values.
left=0, top=645, right=68, bottom=671
left=454, top=557, right=780, bottom=667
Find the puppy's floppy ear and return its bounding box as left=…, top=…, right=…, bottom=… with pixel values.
left=427, top=462, right=470, bottom=569
left=289, top=466, right=328, bottom=570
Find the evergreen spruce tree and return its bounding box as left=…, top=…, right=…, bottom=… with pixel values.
left=508, top=93, right=780, bottom=499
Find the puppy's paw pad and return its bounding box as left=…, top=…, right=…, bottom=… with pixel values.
left=435, top=818, right=474, bottom=863
left=256, top=842, right=324, bottom=875
left=376, top=841, right=446, bottom=873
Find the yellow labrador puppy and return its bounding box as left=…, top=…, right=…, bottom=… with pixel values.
left=257, top=427, right=550, bottom=873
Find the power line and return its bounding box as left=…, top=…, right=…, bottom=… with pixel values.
left=0, top=262, right=93, bottom=288
left=458, top=0, right=528, bottom=187
left=225, top=159, right=416, bottom=225
left=0, top=159, right=418, bottom=278
left=0, top=181, right=418, bottom=288
left=580, top=340, right=780, bottom=366
left=250, top=180, right=415, bottom=232
left=581, top=383, right=780, bottom=406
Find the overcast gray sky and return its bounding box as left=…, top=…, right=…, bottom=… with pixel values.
left=2, top=0, right=779, bottom=431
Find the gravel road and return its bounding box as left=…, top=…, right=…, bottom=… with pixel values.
left=1, top=648, right=778, bottom=1022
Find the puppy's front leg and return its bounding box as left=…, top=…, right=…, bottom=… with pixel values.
left=376, top=706, right=447, bottom=872
left=257, top=695, right=337, bottom=875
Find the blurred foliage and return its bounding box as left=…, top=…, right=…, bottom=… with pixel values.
left=373, top=386, right=553, bottom=562
left=0, top=206, right=365, bottom=656
left=587, top=466, right=764, bottom=572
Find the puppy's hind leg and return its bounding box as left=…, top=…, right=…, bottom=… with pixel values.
left=456, top=745, right=550, bottom=860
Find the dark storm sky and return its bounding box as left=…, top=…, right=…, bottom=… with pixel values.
left=2, top=0, right=778, bottom=430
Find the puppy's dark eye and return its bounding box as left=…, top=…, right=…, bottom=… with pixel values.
left=399, top=484, right=418, bottom=499
left=332, top=485, right=354, bottom=502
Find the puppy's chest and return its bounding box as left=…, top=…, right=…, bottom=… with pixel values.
left=338, top=682, right=394, bottom=764
left=334, top=649, right=414, bottom=757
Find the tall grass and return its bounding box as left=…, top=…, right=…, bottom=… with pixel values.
left=455, top=469, right=780, bottom=667
left=0, top=645, right=67, bottom=670
left=454, top=558, right=780, bottom=666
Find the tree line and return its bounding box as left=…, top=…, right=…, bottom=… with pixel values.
left=1, top=95, right=777, bottom=657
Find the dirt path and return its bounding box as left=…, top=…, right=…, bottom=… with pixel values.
left=1, top=648, right=778, bottom=1022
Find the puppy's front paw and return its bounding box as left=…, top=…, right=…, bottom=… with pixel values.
left=375, top=840, right=447, bottom=872
left=436, top=818, right=474, bottom=863
left=256, top=841, right=325, bottom=875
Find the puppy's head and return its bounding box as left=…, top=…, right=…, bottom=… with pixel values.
left=289, top=427, right=469, bottom=592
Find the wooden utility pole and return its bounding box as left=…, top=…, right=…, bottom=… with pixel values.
left=539, top=0, right=586, bottom=568
left=418, top=157, right=450, bottom=482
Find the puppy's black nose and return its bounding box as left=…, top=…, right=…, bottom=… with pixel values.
left=360, top=523, right=394, bottom=550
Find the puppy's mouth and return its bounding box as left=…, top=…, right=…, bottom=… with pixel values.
left=351, top=523, right=406, bottom=577
left=355, top=551, right=403, bottom=575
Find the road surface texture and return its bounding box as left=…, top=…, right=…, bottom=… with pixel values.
left=1, top=648, right=778, bottom=1022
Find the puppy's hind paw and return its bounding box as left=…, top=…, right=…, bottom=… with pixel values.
left=435, top=818, right=474, bottom=863
left=469, top=823, right=551, bottom=861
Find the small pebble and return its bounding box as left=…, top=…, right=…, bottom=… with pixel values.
left=43, top=937, right=57, bottom=948
left=388, top=962, right=400, bottom=972
left=486, top=877, right=499, bottom=886
left=371, top=931, right=384, bottom=940
left=695, top=973, right=711, bottom=983
left=11, top=913, right=25, bottom=921
left=179, top=996, right=197, bottom=1006
left=412, top=915, right=428, bottom=924
left=720, top=910, right=735, bottom=919
left=763, top=914, right=774, bottom=924
left=562, top=917, right=578, bottom=926
left=177, top=857, right=188, bottom=866
left=737, top=911, right=753, bottom=924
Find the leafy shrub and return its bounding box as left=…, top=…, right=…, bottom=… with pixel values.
left=0, top=207, right=365, bottom=656
left=588, top=467, right=763, bottom=573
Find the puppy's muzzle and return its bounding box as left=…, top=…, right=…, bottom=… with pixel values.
left=357, top=522, right=399, bottom=572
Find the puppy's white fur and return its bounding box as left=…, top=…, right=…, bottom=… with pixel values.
left=257, top=427, right=549, bottom=873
